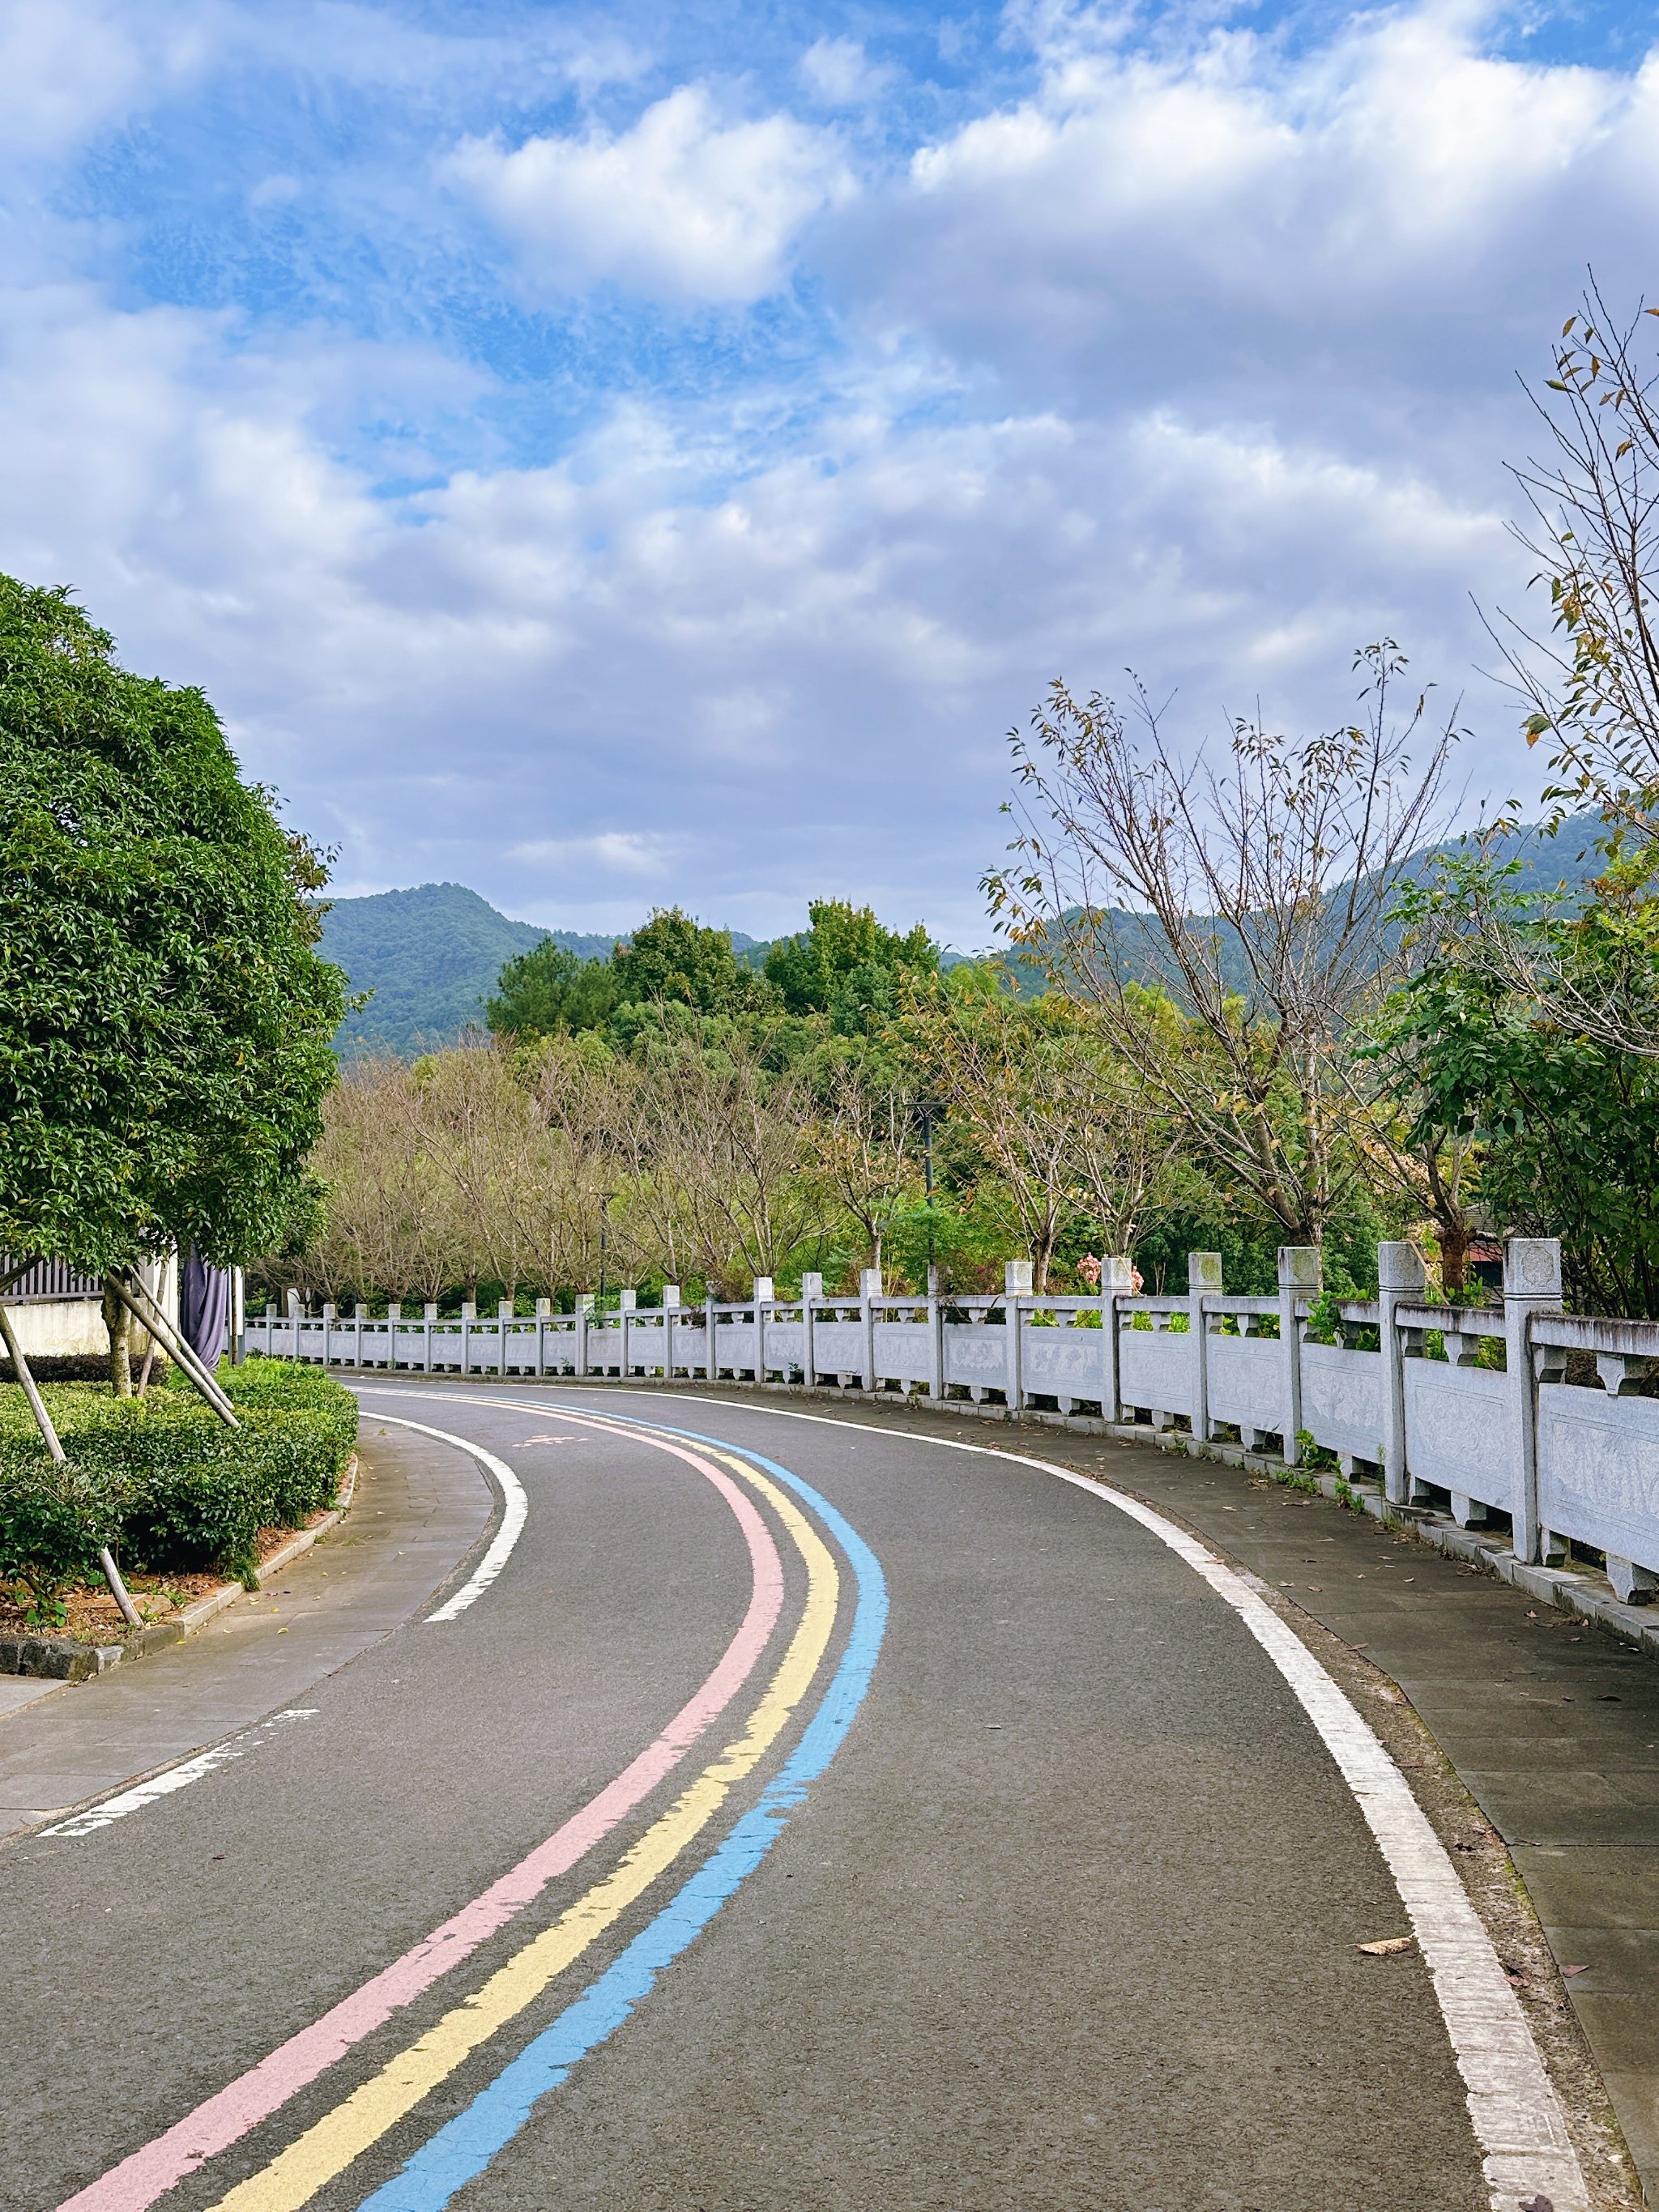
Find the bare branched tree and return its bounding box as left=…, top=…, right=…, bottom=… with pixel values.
left=914, top=982, right=1175, bottom=1287
left=811, top=1049, right=921, bottom=1281
left=302, top=1055, right=467, bottom=1303
left=1496, top=277, right=1659, bottom=844
left=629, top=1038, right=830, bottom=1294
left=985, top=644, right=1456, bottom=1247
left=527, top=1038, right=647, bottom=1286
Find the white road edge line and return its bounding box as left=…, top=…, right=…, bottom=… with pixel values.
left=350, top=1400, right=527, bottom=1622
left=44, top=1711, right=318, bottom=1838
left=419, top=1383, right=1584, bottom=2212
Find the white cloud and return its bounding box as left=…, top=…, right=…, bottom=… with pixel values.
left=842, top=3, right=1659, bottom=445
left=6, top=2, right=1659, bottom=944
left=443, top=86, right=851, bottom=304
left=510, top=832, right=678, bottom=877
left=0, top=0, right=215, bottom=162
left=799, top=36, right=892, bottom=108
left=0, top=254, right=1516, bottom=945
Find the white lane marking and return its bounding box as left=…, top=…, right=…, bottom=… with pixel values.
left=351, top=1400, right=528, bottom=1622
left=45, top=1711, right=318, bottom=1838
left=467, top=1385, right=1587, bottom=2212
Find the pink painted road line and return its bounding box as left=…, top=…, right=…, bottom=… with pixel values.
left=58, top=1423, right=784, bottom=2212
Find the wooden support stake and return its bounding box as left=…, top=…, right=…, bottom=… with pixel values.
left=0, top=1302, right=143, bottom=1628
left=108, top=1272, right=238, bottom=1428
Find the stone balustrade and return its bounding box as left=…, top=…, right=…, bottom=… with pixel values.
left=243, top=1238, right=1659, bottom=1599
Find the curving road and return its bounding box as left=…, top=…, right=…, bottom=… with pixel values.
left=2, top=1384, right=1588, bottom=2212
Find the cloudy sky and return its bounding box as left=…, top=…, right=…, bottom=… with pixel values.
left=2, top=0, right=1655, bottom=944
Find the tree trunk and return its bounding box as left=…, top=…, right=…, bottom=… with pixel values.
left=1437, top=1210, right=1472, bottom=1297
left=104, top=1280, right=133, bottom=1397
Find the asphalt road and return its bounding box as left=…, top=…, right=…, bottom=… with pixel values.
left=2, top=1383, right=1558, bottom=2212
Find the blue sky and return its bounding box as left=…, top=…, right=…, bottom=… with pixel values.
left=3, top=0, right=1658, bottom=944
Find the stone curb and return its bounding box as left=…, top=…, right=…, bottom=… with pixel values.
left=0, top=1451, right=360, bottom=1683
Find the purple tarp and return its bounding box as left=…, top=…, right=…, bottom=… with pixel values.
left=179, top=1247, right=231, bottom=1371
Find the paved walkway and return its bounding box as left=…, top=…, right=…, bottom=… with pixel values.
left=0, top=1418, right=490, bottom=1839
left=1, top=1385, right=1628, bottom=2211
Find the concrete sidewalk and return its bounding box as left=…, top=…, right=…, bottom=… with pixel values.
left=0, top=1421, right=490, bottom=1840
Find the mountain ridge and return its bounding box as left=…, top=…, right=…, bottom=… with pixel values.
left=319, top=816, right=1617, bottom=1055
left=318, top=883, right=770, bottom=1054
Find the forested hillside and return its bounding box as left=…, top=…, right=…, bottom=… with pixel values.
left=318, top=883, right=766, bottom=1052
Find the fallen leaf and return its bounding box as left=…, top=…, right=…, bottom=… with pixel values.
left=1358, top=1936, right=1414, bottom=1956
left=1563, top=1963, right=1589, bottom=1975
left=1597, top=1694, right=1621, bottom=1703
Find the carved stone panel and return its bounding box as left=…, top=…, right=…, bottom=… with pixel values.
left=1402, top=1363, right=1513, bottom=1510
left=1538, top=1385, right=1659, bottom=1571
left=812, top=1321, right=865, bottom=1374
left=1207, top=1335, right=1281, bottom=1434
left=1023, top=1329, right=1109, bottom=1401
left=944, top=1328, right=1014, bottom=1389
left=1300, top=1343, right=1384, bottom=1463
left=1117, top=1330, right=1192, bottom=1421
left=872, top=1320, right=932, bottom=1384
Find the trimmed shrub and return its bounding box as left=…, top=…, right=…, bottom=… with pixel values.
left=0, top=1457, right=120, bottom=1614
left=0, top=1359, right=357, bottom=1596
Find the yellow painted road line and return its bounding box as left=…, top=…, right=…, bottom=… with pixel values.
left=209, top=1445, right=837, bottom=2212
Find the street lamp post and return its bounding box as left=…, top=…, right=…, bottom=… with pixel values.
left=921, top=1103, right=938, bottom=1294
left=597, top=1191, right=616, bottom=1315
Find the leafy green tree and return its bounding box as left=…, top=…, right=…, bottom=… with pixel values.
left=614, top=908, right=768, bottom=1014
left=765, top=900, right=937, bottom=1022
left=1369, top=851, right=1659, bottom=1314
left=488, top=940, right=620, bottom=1038
left=0, top=576, right=346, bottom=1345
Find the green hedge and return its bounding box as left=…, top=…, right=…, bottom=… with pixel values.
left=0, top=1358, right=358, bottom=1602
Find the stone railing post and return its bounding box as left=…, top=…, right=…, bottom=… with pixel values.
left=1188, top=1252, right=1222, bottom=1440
left=459, top=1298, right=475, bottom=1376
left=800, top=1272, right=822, bottom=1387
left=422, top=1301, right=437, bottom=1372
left=753, top=1276, right=774, bottom=1383
left=496, top=1298, right=513, bottom=1376
left=1377, top=1242, right=1426, bottom=1506
left=1505, top=1238, right=1563, bottom=1565
left=322, top=1301, right=337, bottom=1368
left=662, top=1284, right=679, bottom=1379
left=617, top=1287, right=636, bottom=1379
left=534, top=1297, right=552, bottom=1376
left=860, top=1268, right=882, bottom=1392
left=705, top=1293, right=719, bottom=1383
left=1004, top=1260, right=1034, bottom=1410
left=574, top=1292, right=592, bottom=1379
left=1277, top=1248, right=1321, bottom=1464
left=928, top=1280, right=945, bottom=1400
left=1099, top=1257, right=1135, bottom=1421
